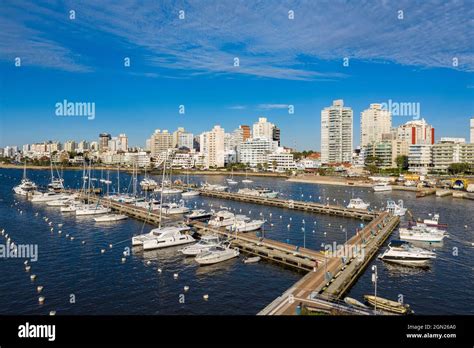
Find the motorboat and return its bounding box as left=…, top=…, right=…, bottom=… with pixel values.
left=163, top=201, right=190, bottom=215
left=141, top=227, right=195, bottom=251
left=201, top=183, right=228, bottom=192
left=185, top=209, right=213, bottom=221
left=31, top=192, right=67, bottom=203
left=226, top=219, right=265, bottom=232
left=132, top=225, right=191, bottom=247
left=208, top=211, right=249, bottom=228
left=347, top=198, right=370, bottom=210
left=61, top=202, right=83, bottom=212
left=422, top=213, right=447, bottom=229
left=13, top=162, right=37, bottom=195
left=157, top=187, right=183, bottom=194
left=75, top=204, right=111, bottom=216
left=94, top=214, right=128, bottom=222
left=140, top=178, right=158, bottom=190
left=373, top=182, right=392, bottom=192
left=48, top=178, right=64, bottom=192
left=180, top=235, right=221, bottom=256
left=195, top=244, right=240, bottom=265
left=227, top=179, right=238, bottom=185
left=46, top=198, right=75, bottom=207
left=344, top=297, right=369, bottom=309
left=364, top=295, right=413, bottom=314
left=182, top=190, right=200, bottom=197
left=399, top=224, right=446, bottom=242
left=237, top=187, right=279, bottom=198
left=379, top=240, right=436, bottom=266
left=385, top=200, right=407, bottom=216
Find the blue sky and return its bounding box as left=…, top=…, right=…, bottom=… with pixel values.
left=0, top=0, right=473, bottom=150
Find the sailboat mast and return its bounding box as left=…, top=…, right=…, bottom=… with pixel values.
left=158, top=153, right=167, bottom=229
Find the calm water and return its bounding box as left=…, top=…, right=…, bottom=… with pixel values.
left=0, top=168, right=472, bottom=315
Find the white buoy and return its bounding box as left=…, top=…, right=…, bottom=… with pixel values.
left=101, top=249, right=106, bottom=254
left=184, top=286, right=189, bottom=292
left=82, top=241, right=86, bottom=245
left=24, top=260, right=28, bottom=265
left=38, top=296, right=45, bottom=304
left=122, top=251, right=127, bottom=256
left=173, top=273, right=179, bottom=279
left=146, top=260, right=151, bottom=265
left=109, top=244, right=113, bottom=248
left=58, top=224, right=63, bottom=227
left=49, top=311, right=56, bottom=316
left=157, top=268, right=162, bottom=273
left=65, top=234, right=69, bottom=238
left=25, top=265, right=31, bottom=272
left=58, top=230, right=62, bottom=234
left=121, top=257, right=126, bottom=263
left=37, top=286, right=43, bottom=293
left=30, top=274, right=37, bottom=281
left=70, top=236, right=74, bottom=241
left=203, top=294, right=209, bottom=300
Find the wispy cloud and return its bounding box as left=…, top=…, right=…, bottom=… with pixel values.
left=258, top=104, right=290, bottom=110
left=227, top=105, right=247, bottom=110
left=0, top=0, right=472, bottom=78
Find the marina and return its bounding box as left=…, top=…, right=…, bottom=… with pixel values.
left=0, top=169, right=473, bottom=315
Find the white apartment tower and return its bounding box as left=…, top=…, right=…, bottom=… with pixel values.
left=321, top=99, right=353, bottom=163
left=360, top=103, right=392, bottom=148
left=253, top=117, right=275, bottom=140
left=200, top=125, right=225, bottom=168
left=149, top=129, right=173, bottom=158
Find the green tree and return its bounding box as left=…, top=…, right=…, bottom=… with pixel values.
left=395, top=155, right=409, bottom=172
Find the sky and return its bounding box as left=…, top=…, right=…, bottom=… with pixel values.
left=0, top=0, right=473, bottom=150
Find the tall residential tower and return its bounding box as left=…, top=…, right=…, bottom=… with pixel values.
left=321, top=99, right=353, bottom=163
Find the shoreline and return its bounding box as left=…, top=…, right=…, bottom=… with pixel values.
left=287, top=176, right=373, bottom=188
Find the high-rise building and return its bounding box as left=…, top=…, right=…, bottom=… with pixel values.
left=172, top=127, right=193, bottom=150
left=77, top=140, right=89, bottom=152
left=272, top=126, right=281, bottom=146
left=99, top=133, right=111, bottom=152
left=200, top=125, right=225, bottom=168
left=360, top=103, right=392, bottom=148
left=64, top=140, right=77, bottom=152
left=118, top=134, right=128, bottom=152
left=432, top=138, right=474, bottom=172
left=408, top=144, right=432, bottom=174
left=253, top=117, right=275, bottom=140
left=149, top=129, right=173, bottom=158
left=239, top=137, right=278, bottom=167
left=470, top=118, right=474, bottom=144
left=395, top=119, right=435, bottom=145
left=240, top=125, right=251, bottom=142
left=321, top=99, right=353, bottom=163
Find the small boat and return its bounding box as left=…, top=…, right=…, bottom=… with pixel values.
left=140, top=177, right=158, bottom=190
left=347, top=198, right=370, bottom=210
left=201, top=183, right=228, bottom=192
left=243, top=256, right=261, bottom=264
left=237, top=187, right=278, bottom=198
left=46, top=198, right=74, bottom=207
left=226, top=219, right=265, bottom=232
left=94, top=214, right=128, bottom=222
left=195, top=244, right=240, bottom=265
left=31, top=192, right=67, bottom=203
left=182, top=190, right=200, bottom=197
left=344, top=297, right=369, bottom=309
left=163, top=201, right=190, bottom=215
left=180, top=235, right=221, bottom=256
left=185, top=209, right=213, bottom=221
left=13, top=162, right=37, bottom=195
left=364, top=295, right=413, bottom=314
left=208, top=211, right=249, bottom=228
left=379, top=240, right=436, bottom=266
left=75, top=205, right=111, bottom=216
left=373, top=182, right=392, bottom=192
left=385, top=200, right=407, bottom=216
left=422, top=213, right=448, bottom=229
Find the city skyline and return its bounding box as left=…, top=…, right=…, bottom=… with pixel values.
left=1, top=0, right=473, bottom=148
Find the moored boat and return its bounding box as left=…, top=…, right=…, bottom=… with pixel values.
left=364, top=295, right=413, bottom=314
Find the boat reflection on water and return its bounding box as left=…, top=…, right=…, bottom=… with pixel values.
left=382, top=262, right=433, bottom=277
left=194, top=258, right=238, bottom=277
left=405, top=240, right=444, bottom=250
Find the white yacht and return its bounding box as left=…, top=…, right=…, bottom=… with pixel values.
left=75, top=204, right=111, bottom=216
left=373, top=182, right=392, bottom=192
left=94, top=214, right=128, bottom=222
left=61, top=202, right=84, bottom=213
left=140, top=177, right=158, bottom=190
left=46, top=198, right=74, bottom=207
left=156, top=187, right=183, bottom=194
left=185, top=209, right=213, bottom=221
left=399, top=224, right=446, bottom=242
left=226, top=219, right=265, bottom=232
left=140, top=227, right=195, bottom=251
left=208, top=211, right=249, bottom=228
left=180, top=235, right=221, bottom=256
left=347, top=198, right=370, bottom=210
left=48, top=178, right=64, bottom=192
left=132, top=225, right=191, bottom=247
left=379, top=240, right=436, bottom=266
left=31, top=192, right=67, bottom=203
left=201, top=183, right=228, bottom=192
left=163, top=201, right=190, bottom=215
left=13, top=163, right=37, bottom=195
left=195, top=244, right=240, bottom=265
left=386, top=200, right=407, bottom=216
left=182, top=190, right=200, bottom=197
left=237, top=187, right=279, bottom=198
left=422, top=213, right=447, bottom=229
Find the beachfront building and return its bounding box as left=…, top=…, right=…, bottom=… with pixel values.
left=395, top=119, right=435, bottom=145
left=172, top=127, right=194, bottom=150
left=364, top=142, right=393, bottom=168
left=431, top=138, right=474, bottom=172
left=360, top=103, right=392, bottom=148
left=253, top=117, right=275, bottom=140
left=321, top=99, right=353, bottom=164
left=239, top=137, right=278, bottom=168
left=149, top=129, right=173, bottom=159
left=408, top=144, right=432, bottom=174
left=267, top=151, right=296, bottom=172
left=200, top=125, right=225, bottom=168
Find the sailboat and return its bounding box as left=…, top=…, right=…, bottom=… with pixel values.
left=182, top=170, right=200, bottom=197
left=75, top=161, right=110, bottom=216
left=242, top=168, right=253, bottom=183
left=140, top=165, right=158, bottom=190
left=47, top=156, right=64, bottom=192
left=226, top=168, right=238, bottom=185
